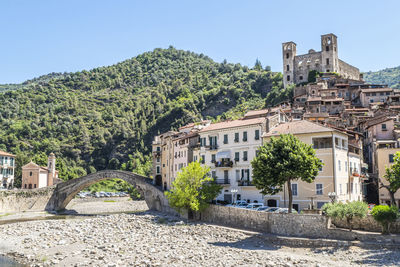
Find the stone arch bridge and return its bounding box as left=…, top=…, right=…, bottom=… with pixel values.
left=45, top=170, right=171, bottom=213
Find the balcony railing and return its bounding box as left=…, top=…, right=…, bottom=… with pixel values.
left=214, top=178, right=230, bottom=185
left=206, top=145, right=218, bottom=150
left=238, top=180, right=253, bottom=186
left=214, top=160, right=233, bottom=168
left=153, top=151, right=161, bottom=157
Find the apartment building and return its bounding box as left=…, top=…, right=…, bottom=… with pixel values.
left=195, top=117, right=267, bottom=204
left=262, top=120, right=363, bottom=211
left=0, top=150, right=16, bottom=189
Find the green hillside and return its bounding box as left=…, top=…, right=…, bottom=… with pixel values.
left=363, top=66, right=400, bottom=89
left=0, top=47, right=288, bottom=186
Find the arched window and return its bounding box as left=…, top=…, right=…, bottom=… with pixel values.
left=30, top=171, right=32, bottom=176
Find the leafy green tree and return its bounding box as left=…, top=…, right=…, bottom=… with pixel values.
left=382, top=152, right=400, bottom=205
left=165, top=161, right=222, bottom=215
left=254, top=59, right=263, bottom=71
left=371, top=205, right=400, bottom=234
left=252, top=134, right=322, bottom=213
left=322, top=201, right=368, bottom=231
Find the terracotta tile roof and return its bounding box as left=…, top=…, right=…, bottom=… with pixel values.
left=0, top=150, right=15, bottom=157
left=364, top=115, right=393, bottom=128
left=244, top=107, right=280, bottom=118
left=263, top=120, right=335, bottom=137
left=200, top=117, right=266, bottom=132
left=303, top=113, right=329, bottom=118
left=361, top=88, right=392, bottom=93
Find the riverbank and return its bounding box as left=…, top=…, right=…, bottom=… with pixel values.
left=0, top=198, right=399, bottom=266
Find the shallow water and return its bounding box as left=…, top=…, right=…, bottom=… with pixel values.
left=0, top=256, right=24, bottom=267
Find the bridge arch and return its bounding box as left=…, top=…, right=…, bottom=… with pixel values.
left=45, top=170, right=169, bottom=212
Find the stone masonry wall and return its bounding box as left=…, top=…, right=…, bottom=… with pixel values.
left=0, top=186, right=55, bottom=213
left=197, top=205, right=400, bottom=243
left=332, top=215, right=400, bottom=234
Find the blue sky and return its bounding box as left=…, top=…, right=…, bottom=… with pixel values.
left=1, top=0, right=399, bottom=84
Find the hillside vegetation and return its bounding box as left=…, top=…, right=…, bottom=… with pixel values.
left=363, top=66, right=400, bottom=89
left=0, top=47, right=288, bottom=186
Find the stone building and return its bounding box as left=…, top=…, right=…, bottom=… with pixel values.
left=283, top=33, right=360, bottom=88
left=0, top=150, right=16, bottom=189
left=21, top=153, right=59, bottom=189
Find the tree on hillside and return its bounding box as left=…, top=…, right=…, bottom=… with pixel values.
left=254, top=59, right=263, bottom=71
left=251, top=134, right=322, bottom=213
left=382, top=152, right=400, bottom=205
left=165, top=161, right=222, bottom=216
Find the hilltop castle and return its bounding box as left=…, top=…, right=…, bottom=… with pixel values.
left=282, top=33, right=361, bottom=88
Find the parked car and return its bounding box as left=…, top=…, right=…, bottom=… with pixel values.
left=245, top=203, right=264, bottom=210
left=264, top=207, right=280, bottom=213
left=255, top=206, right=270, bottom=211
left=235, top=203, right=249, bottom=209
left=275, top=208, right=298, bottom=214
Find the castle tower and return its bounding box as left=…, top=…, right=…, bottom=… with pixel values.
left=47, top=152, right=56, bottom=186
left=282, top=41, right=297, bottom=88
left=320, top=33, right=339, bottom=73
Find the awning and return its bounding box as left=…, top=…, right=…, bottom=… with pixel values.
left=216, top=151, right=231, bottom=159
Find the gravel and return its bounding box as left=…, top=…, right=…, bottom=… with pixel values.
left=0, top=200, right=399, bottom=266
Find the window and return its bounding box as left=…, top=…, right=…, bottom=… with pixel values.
left=234, top=133, right=239, bottom=143
left=326, top=58, right=330, bottom=65
left=209, top=136, right=217, bottom=148
left=34, top=184, right=37, bottom=188
left=326, top=46, right=329, bottom=52
left=29, top=171, right=32, bottom=176
left=382, top=124, right=387, bottom=131
left=255, top=130, right=260, bottom=140
left=223, top=134, right=228, bottom=144
left=366, top=93, right=371, bottom=96
left=24, top=184, right=27, bottom=189
left=389, top=154, right=395, bottom=163
left=243, top=131, right=247, bottom=142
left=345, top=161, right=348, bottom=173
left=156, top=166, right=160, bottom=174
left=211, top=154, right=216, bottom=163
left=312, top=137, right=332, bottom=149
left=291, top=184, right=298, bottom=196
left=299, top=76, right=303, bottom=80
left=286, top=53, right=289, bottom=59
left=287, top=75, right=290, bottom=81
left=212, top=171, right=216, bottom=178
left=316, top=184, right=323, bottom=195
left=338, top=160, right=341, bottom=171
left=386, top=92, right=390, bottom=96
left=243, top=151, right=248, bottom=161
left=380, top=92, right=384, bottom=96
left=351, top=183, right=354, bottom=193
left=236, top=170, right=240, bottom=181
left=156, top=146, right=161, bottom=152
left=194, top=155, right=198, bottom=162
left=224, top=170, right=229, bottom=180
left=286, top=65, right=289, bottom=71
left=201, top=155, right=205, bottom=164
left=339, top=184, right=342, bottom=194
left=234, top=152, right=240, bottom=162
left=319, top=160, right=323, bottom=171
left=370, top=99, right=374, bottom=103
left=175, top=164, right=177, bottom=171
left=372, top=92, right=376, bottom=96
left=317, top=202, right=327, bottom=209
left=200, top=137, right=206, bottom=147
left=156, top=157, right=160, bottom=163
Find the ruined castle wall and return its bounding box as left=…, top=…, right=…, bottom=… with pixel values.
left=338, top=59, right=360, bottom=80
left=293, top=52, right=323, bottom=84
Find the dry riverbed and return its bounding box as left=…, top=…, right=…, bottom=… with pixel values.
left=0, top=198, right=399, bottom=266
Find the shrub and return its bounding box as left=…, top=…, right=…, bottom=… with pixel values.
left=322, top=201, right=368, bottom=231
left=371, top=205, right=400, bottom=234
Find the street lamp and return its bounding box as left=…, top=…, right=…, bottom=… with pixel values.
left=328, top=192, right=337, bottom=203
left=230, top=188, right=238, bottom=204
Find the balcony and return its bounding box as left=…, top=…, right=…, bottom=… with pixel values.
left=214, top=178, right=230, bottom=185
left=214, top=160, right=233, bottom=168
left=206, top=145, right=219, bottom=150
left=238, top=180, right=253, bottom=186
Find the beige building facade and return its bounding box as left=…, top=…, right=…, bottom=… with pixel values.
left=262, top=121, right=363, bottom=211
left=22, top=153, right=58, bottom=189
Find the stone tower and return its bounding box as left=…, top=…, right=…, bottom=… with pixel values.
left=282, top=41, right=297, bottom=88
left=47, top=152, right=56, bottom=186
left=320, top=33, right=339, bottom=73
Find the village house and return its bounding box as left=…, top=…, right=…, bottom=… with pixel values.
left=21, top=153, right=59, bottom=189
left=0, top=150, right=16, bottom=189
left=262, top=120, right=364, bottom=211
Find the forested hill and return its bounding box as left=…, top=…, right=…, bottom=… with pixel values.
left=0, top=47, right=290, bottom=185
left=363, top=66, right=400, bottom=89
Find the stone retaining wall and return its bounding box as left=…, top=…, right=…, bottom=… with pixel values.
left=332, top=215, right=400, bottom=234
left=0, top=187, right=55, bottom=213
left=197, top=205, right=400, bottom=243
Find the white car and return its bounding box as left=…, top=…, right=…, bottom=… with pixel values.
left=245, top=203, right=264, bottom=210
